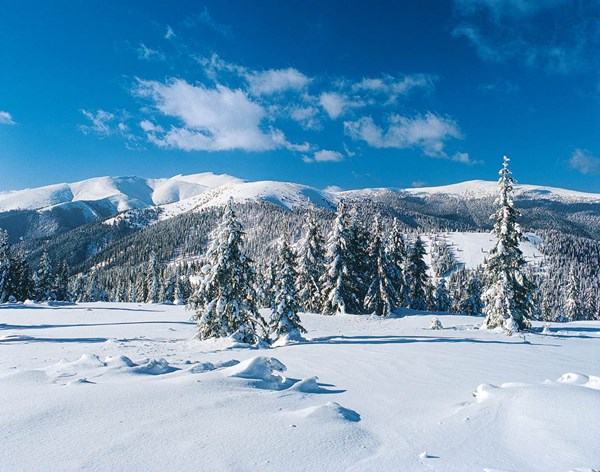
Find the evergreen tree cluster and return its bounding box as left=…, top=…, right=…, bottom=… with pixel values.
left=0, top=230, right=68, bottom=303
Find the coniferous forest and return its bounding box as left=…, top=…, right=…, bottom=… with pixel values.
left=1, top=158, right=598, bottom=332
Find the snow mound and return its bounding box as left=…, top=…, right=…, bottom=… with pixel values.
left=103, top=355, right=136, bottom=368
left=223, top=356, right=286, bottom=380
left=271, top=330, right=306, bottom=347
left=557, top=372, right=600, bottom=390
left=66, top=378, right=95, bottom=386
left=222, top=356, right=291, bottom=390
left=187, top=359, right=239, bottom=374
left=466, top=376, right=600, bottom=470
left=130, top=358, right=177, bottom=375
left=291, top=402, right=361, bottom=423
left=289, top=376, right=334, bottom=394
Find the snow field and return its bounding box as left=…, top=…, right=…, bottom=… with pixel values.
left=1, top=303, right=599, bottom=471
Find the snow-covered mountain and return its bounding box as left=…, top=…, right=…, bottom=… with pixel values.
left=1, top=171, right=600, bottom=241
left=0, top=173, right=245, bottom=214
left=3, top=172, right=600, bottom=215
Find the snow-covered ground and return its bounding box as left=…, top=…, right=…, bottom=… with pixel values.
left=1, top=303, right=599, bottom=471
left=428, top=231, right=543, bottom=270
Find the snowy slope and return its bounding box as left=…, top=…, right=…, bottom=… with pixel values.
left=0, top=172, right=244, bottom=213
left=3, top=173, right=600, bottom=215
left=0, top=303, right=598, bottom=471
left=424, top=231, right=543, bottom=270
left=405, top=179, right=600, bottom=202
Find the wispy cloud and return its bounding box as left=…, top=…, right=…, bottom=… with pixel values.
left=246, top=68, right=310, bottom=96
left=351, top=74, right=436, bottom=104
left=0, top=111, right=15, bottom=125
left=452, top=0, right=600, bottom=74
left=477, top=79, right=519, bottom=95
left=137, top=44, right=165, bottom=61
left=303, top=149, right=344, bottom=163
left=319, top=92, right=363, bottom=119
left=165, top=25, right=175, bottom=40
left=344, top=112, right=463, bottom=159
left=569, top=149, right=600, bottom=175
left=184, top=7, right=232, bottom=39
left=80, top=109, right=115, bottom=135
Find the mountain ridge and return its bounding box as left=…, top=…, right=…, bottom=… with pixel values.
left=2, top=172, right=600, bottom=216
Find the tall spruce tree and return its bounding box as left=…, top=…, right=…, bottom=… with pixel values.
left=364, top=218, right=398, bottom=316
left=388, top=218, right=409, bottom=307
left=54, top=260, right=70, bottom=302
left=321, top=200, right=361, bottom=315
left=564, top=265, right=583, bottom=321
left=270, top=239, right=306, bottom=339
left=482, top=156, right=534, bottom=333
left=148, top=256, right=161, bottom=304
left=459, top=271, right=483, bottom=315
left=0, top=230, right=12, bottom=302
left=190, top=198, right=264, bottom=343
left=296, top=211, right=326, bottom=313
left=406, top=236, right=429, bottom=310
left=434, top=278, right=451, bottom=312
left=35, top=251, right=55, bottom=302
left=8, top=244, right=33, bottom=302
left=347, top=209, right=371, bottom=311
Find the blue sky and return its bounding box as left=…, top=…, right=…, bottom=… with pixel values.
left=1, top=0, right=600, bottom=192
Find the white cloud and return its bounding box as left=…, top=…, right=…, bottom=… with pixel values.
left=352, top=74, right=436, bottom=103
left=319, top=92, right=363, bottom=119
left=287, top=105, right=321, bottom=130
left=568, top=149, right=600, bottom=175
left=136, top=79, right=302, bottom=152
left=137, top=44, right=165, bottom=61
left=0, top=111, right=15, bottom=125
left=80, top=109, right=115, bottom=135
left=451, top=151, right=481, bottom=165
left=140, top=120, right=163, bottom=133
left=165, top=25, right=175, bottom=39
left=344, top=113, right=462, bottom=158
left=303, top=149, right=345, bottom=163
left=247, top=68, right=310, bottom=95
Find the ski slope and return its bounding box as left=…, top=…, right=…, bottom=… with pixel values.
left=1, top=303, right=598, bottom=471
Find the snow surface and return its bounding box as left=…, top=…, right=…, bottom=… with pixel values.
left=1, top=303, right=598, bottom=471
left=424, top=231, right=543, bottom=271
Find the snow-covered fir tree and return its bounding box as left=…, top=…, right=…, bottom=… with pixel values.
left=296, top=211, right=326, bottom=313
left=8, top=245, right=33, bottom=302
left=387, top=218, right=409, bottom=307
left=563, top=265, right=583, bottom=321
left=135, top=272, right=148, bottom=303
left=431, top=237, right=457, bottom=278
left=364, top=217, right=399, bottom=316
left=347, top=209, right=371, bottom=311
left=458, top=271, right=483, bottom=315
left=482, top=156, right=534, bottom=333
left=321, top=200, right=361, bottom=315
left=406, top=236, right=429, bottom=310
left=35, top=250, right=55, bottom=302
left=54, top=260, right=70, bottom=302
left=147, top=256, right=161, bottom=304
left=270, top=238, right=306, bottom=340
left=434, top=278, right=451, bottom=312
left=190, top=198, right=264, bottom=343
left=0, top=230, right=12, bottom=302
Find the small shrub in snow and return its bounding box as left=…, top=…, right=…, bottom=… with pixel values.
left=429, top=317, right=443, bottom=330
